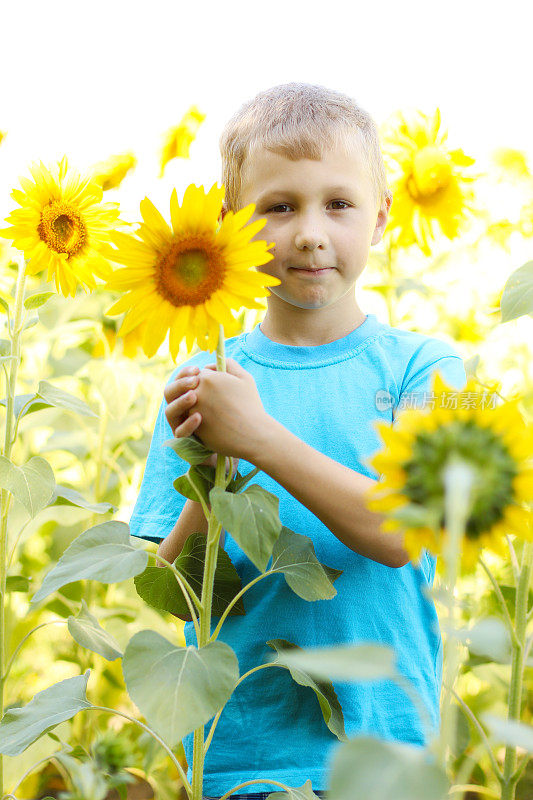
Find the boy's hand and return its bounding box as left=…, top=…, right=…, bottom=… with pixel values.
left=164, top=365, right=239, bottom=475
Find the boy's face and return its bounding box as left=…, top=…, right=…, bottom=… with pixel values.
left=237, top=136, right=391, bottom=320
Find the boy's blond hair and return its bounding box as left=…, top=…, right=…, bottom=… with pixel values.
left=219, top=82, right=393, bottom=213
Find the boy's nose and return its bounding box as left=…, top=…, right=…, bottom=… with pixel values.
left=294, top=228, right=328, bottom=250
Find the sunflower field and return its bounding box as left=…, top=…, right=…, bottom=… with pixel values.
left=0, top=95, right=532, bottom=800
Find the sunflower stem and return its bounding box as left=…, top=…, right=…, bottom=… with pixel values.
left=191, top=324, right=228, bottom=800
left=500, top=540, right=533, bottom=800
left=0, top=257, right=27, bottom=798
left=437, top=457, right=475, bottom=776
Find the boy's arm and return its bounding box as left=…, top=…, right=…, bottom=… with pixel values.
left=156, top=498, right=209, bottom=566
left=249, top=418, right=410, bottom=569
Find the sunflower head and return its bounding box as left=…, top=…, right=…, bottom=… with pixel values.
left=366, top=371, right=533, bottom=571
left=380, top=108, right=481, bottom=255
left=0, top=156, right=120, bottom=297
left=104, top=182, right=280, bottom=359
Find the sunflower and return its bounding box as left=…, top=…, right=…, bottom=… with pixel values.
left=92, top=319, right=145, bottom=359
left=103, top=182, right=280, bottom=358
left=365, top=371, right=533, bottom=570
left=381, top=108, right=482, bottom=255
left=91, top=152, right=137, bottom=191
left=159, top=105, right=206, bottom=177
left=0, top=157, right=120, bottom=297
left=491, top=147, right=532, bottom=184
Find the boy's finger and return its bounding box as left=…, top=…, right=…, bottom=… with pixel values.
left=174, top=411, right=201, bottom=438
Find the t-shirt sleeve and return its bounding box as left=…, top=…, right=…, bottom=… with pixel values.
left=128, top=389, right=192, bottom=545
left=394, top=338, right=467, bottom=423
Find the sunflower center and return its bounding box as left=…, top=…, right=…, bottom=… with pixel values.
left=155, top=235, right=226, bottom=306
left=402, top=419, right=518, bottom=541
left=408, top=146, right=452, bottom=200
left=37, top=201, right=87, bottom=257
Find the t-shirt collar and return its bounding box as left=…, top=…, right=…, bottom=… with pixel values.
left=240, top=313, right=381, bottom=366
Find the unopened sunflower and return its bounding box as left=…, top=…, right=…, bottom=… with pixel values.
left=381, top=108, right=482, bottom=255
left=92, top=152, right=137, bottom=191
left=0, top=157, right=120, bottom=297
left=365, top=372, right=533, bottom=570
left=104, top=182, right=279, bottom=358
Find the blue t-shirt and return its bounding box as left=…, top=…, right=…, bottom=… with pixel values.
left=129, top=313, right=466, bottom=796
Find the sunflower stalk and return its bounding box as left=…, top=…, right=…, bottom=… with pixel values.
left=0, top=257, right=27, bottom=798
left=191, top=323, right=229, bottom=800
left=437, top=457, right=475, bottom=776
left=500, top=539, right=533, bottom=800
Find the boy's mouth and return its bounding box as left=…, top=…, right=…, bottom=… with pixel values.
left=290, top=266, right=335, bottom=276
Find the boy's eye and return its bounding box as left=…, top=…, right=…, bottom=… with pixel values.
left=267, top=201, right=352, bottom=213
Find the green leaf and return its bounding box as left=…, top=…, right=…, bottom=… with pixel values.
left=24, top=291, right=55, bottom=310
left=0, top=393, right=51, bottom=418
left=464, top=354, right=480, bottom=378
left=266, top=780, right=322, bottom=799
left=163, top=434, right=213, bottom=465
left=173, top=466, right=212, bottom=506
left=443, top=616, right=512, bottom=663
left=0, top=455, right=55, bottom=517
left=0, top=339, right=10, bottom=356
left=267, top=641, right=397, bottom=683
left=22, top=316, right=39, bottom=331
left=267, top=639, right=348, bottom=743
left=210, top=484, right=282, bottom=571
left=67, top=599, right=123, bottom=660
left=0, top=298, right=10, bottom=314
left=37, top=380, right=97, bottom=417
left=270, top=527, right=342, bottom=601
left=482, top=714, right=533, bottom=753
left=49, top=484, right=116, bottom=514
left=0, top=671, right=91, bottom=755
left=30, top=521, right=149, bottom=606
left=135, top=532, right=245, bottom=618
left=500, top=261, right=533, bottom=322
left=122, top=630, right=239, bottom=747
left=329, top=736, right=449, bottom=800
left=6, top=575, right=31, bottom=592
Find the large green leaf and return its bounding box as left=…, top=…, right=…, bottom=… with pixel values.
left=6, top=575, right=31, bottom=592
left=329, top=736, right=449, bottom=800
left=49, top=484, right=116, bottom=514
left=482, top=714, right=533, bottom=753
left=37, top=380, right=97, bottom=418
left=163, top=434, right=213, bottom=465
left=122, top=630, right=239, bottom=747
left=270, top=527, right=342, bottom=601
left=443, top=616, right=512, bottom=663
left=500, top=260, right=533, bottom=322
left=267, top=639, right=347, bottom=743
left=210, top=484, right=282, bottom=571
left=134, top=532, right=245, bottom=618
left=30, top=521, right=148, bottom=606
left=0, top=455, right=55, bottom=517
left=0, top=393, right=51, bottom=418
left=67, top=599, right=123, bottom=660
left=267, top=642, right=396, bottom=682
left=0, top=671, right=91, bottom=756
left=266, top=780, right=322, bottom=799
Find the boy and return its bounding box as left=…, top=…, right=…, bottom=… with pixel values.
left=129, top=83, right=467, bottom=799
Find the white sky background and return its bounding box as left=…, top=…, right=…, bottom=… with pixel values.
left=1, top=0, right=532, bottom=221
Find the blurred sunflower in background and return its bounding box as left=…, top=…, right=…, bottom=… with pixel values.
left=365, top=371, right=533, bottom=571
left=159, top=105, right=206, bottom=177
left=381, top=108, right=482, bottom=255
left=92, top=318, right=145, bottom=359
left=91, top=152, right=137, bottom=192
left=0, top=156, right=121, bottom=297
left=104, top=182, right=279, bottom=358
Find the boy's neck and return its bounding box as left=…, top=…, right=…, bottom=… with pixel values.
left=258, top=300, right=367, bottom=347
